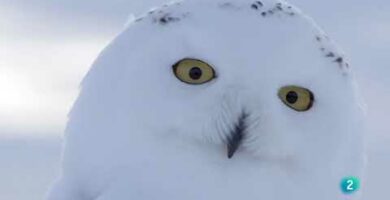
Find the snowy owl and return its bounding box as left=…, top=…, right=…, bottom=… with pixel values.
left=48, top=0, right=366, bottom=199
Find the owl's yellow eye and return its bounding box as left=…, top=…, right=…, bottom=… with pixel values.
left=173, top=58, right=216, bottom=85
left=278, top=86, right=314, bottom=112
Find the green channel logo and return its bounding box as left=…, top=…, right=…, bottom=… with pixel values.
left=340, top=176, right=360, bottom=194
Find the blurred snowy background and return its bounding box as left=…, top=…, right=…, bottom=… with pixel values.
left=0, top=0, right=389, bottom=199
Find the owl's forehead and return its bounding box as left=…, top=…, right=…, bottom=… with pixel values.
left=135, top=0, right=297, bottom=24
left=129, top=0, right=350, bottom=75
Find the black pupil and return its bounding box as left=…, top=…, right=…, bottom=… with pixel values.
left=189, top=67, right=202, bottom=80
left=286, top=91, right=298, bottom=104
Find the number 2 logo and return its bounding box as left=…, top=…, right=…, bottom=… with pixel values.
left=341, top=177, right=360, bottom=194
left=346, top=180, right=354, bottom=191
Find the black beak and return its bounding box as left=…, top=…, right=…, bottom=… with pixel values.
left=227, top=112, right=248, bottom=159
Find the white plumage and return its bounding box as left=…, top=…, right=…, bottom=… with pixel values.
left=48, top=0, right=365, bottom=199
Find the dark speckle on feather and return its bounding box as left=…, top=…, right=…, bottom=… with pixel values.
left=335, top=57, right=344, bottom=64
left=251, top=1, right=263, bottom=10
left=160, top=17, right=168, bottom=24
left=157, top=13, right=181, bottom=25
left=251, top=4, right=259, bottom=10
left=326, top=52, right=335, bottom=57
left=276, top=3, right=283, bottom=10
left=256, top=1, right=263, bottom=6
left=251, top=1, right=296, bottom=17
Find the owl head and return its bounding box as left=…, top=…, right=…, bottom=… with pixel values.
left=60, top=0, right=366, bottom=199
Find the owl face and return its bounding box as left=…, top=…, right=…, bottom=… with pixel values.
left=60, top=0, right=366, bottom=199
left=76, top=0, right=364, bottom=165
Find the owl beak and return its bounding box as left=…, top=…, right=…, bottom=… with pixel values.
left=227, top=112, right=248, bottom=159
left=227, top=133, right=242, bottom=159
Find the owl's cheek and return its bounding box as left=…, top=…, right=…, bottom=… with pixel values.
left=249, top=128, right=302, bottom=160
